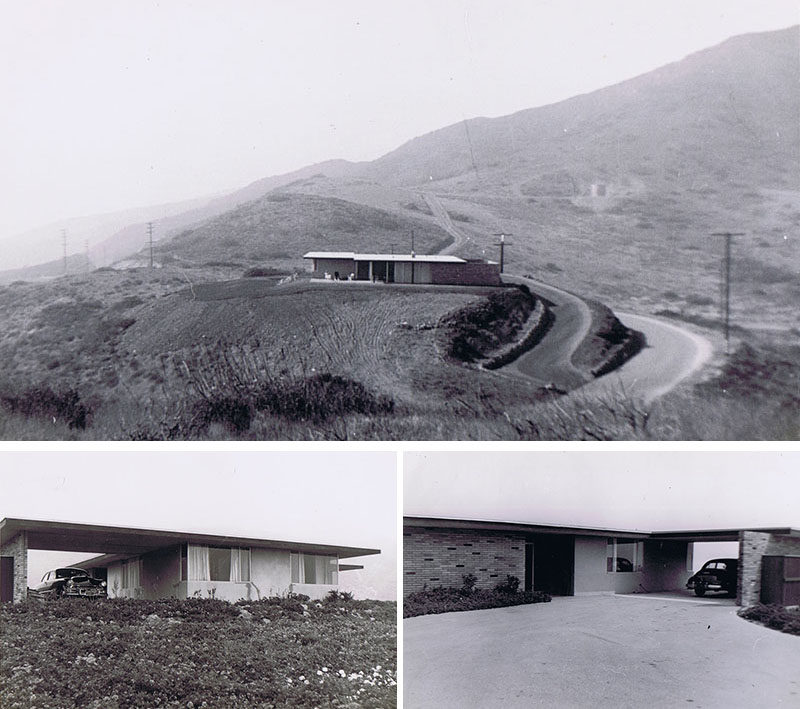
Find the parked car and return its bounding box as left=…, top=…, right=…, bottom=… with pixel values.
left=686, top=558, right=738, bottom=597
left=32, top=567, right=107, bottom=599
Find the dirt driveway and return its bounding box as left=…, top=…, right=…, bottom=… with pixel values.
left=404, top=594, right=800, bottom=708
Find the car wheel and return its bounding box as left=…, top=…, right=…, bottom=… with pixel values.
left=694, top=586, right=706, bottom=597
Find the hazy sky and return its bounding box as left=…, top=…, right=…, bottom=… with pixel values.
left=1, top=1, right=797, bottom=241
left=0, top=451, right=397, bottom=599
left=404, top=451, right=800, bottom=531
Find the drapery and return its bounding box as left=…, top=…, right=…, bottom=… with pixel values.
left=230, top=547, right=241, bottom=582
left=188, top=544, right=210, bottom=580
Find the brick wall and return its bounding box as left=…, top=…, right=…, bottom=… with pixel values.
left=403, top=526, right=526, bottom=595
left=738, top=531, right=800, bottom=606
left=0, top=531, right=28, bottom=603
left=430, top=262, right=502, bottom=286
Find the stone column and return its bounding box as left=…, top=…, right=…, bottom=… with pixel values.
left=0, top=531, right=28, bottom=603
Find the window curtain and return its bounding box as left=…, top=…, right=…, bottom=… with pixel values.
left=291, top=553, right=305, bottom=583
left=129, top=559, right=140, bottom=589
left=188, top=545, right=210, bottom=581
left=230, top=548, right=241, bottom=582
left=315, top=556, right=327, bottom=584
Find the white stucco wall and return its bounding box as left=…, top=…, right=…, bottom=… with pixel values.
left=574, top=537, right=614, bottom=594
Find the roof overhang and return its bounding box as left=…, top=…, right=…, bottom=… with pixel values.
left=0, top=518, right=380, bottom=561
left=403, top=516, right=650, bottom=539
left=303, top=251, right=467, bottom=264
left=404, top=516, right=800, bottom=542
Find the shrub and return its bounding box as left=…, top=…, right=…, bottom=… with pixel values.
left=404, top=585, right=551, bottom=618
left=494, top=575, right=520, bottom=594
left=738, top=604, right=800, bottom=635
left=441, top=287, right=536, bottom=362
left=461, top=573, right=478, bottom=594
left=0, top=385, right=90, bottom=429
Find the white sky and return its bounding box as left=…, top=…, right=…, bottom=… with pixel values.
left=404, top=451, right=800, bottom=532
left=0, top=450, right=397, bottom=599
left=1, top=1, right=797, bottom=240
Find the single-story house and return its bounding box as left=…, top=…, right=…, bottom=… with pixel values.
left=303, top=252, right=502, bottom=286
left=0, top=518, right=379, bottom=603
left=404, top=516, right=800, bottom=606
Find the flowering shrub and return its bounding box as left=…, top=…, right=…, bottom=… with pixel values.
left=0, top=596, right=396, bottom=708
left=404, top=584, right=551, bottom=618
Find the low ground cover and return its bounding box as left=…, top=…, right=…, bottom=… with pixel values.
left=738, top=604, right=800, bottom=636
left=404, top=575, right=551, bottom=618
left=0, top=595, right=396, bottom=708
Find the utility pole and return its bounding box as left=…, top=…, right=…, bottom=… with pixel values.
left=61, top=228, right=68, bottom=274
left=492, top=232, right=513, bottom=273
left=711, top=231, right=744, bottom=355
left=410, top=230, right=415, bottom=284
left=147, top=221, right=155, bottom=269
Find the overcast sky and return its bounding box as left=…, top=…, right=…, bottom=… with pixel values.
left=1, top=1, right=797, bottom=241
left=404, top=451, right=800, bottom=531
left=0, top=451, right=397, bottom=599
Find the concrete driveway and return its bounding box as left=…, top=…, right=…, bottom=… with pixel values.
left=404, top=595, right=800, bottom=708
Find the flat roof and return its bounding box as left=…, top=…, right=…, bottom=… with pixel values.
left=303, top=251, right=467, bottom=263
left=0, top=518, right=380, bottom=560
left=404, top=516, right=800, bottom=542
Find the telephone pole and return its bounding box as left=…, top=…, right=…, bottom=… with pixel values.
left=147, top=221, right=155, bottom=269
left=711, top=231, right=744, bottom=355
left=492, top=233, right=513, bottom=273
left=61, top=228, right=68, bottom=274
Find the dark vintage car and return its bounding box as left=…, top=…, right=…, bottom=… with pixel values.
left=32, top=567, right=107, bottom=599
left=686, top=558, right=738, bottom=597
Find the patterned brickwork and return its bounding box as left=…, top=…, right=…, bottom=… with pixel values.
left=738, top=531, right=800, bottom=606
left=403, top=526, right=526, bottom=595
left=0, top=531, right=28, bottom=603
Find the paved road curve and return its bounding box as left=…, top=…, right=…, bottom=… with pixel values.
left=503, top=275, right=592, bottom=390
left=578, top=311, right=713, bottom=405
left=404, top=595, right=800, bottom=709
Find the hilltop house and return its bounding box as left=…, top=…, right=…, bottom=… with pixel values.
left=404, top=516, right=800, bottom=606
left=303, top=252, right=502, bottom=286
left=0, top=518, right=379, bottom=603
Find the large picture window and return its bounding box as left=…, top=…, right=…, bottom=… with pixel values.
left=290, top=553, right=338, bottom=585
left=606, top=539, right=643, bottom=573
left=186, top=545, right=250, bottom=582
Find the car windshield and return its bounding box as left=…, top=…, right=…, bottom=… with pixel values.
left=56, top=568, right=87, bottom=578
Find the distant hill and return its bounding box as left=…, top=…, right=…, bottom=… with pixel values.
left=361, top=26, right=798, bottom=193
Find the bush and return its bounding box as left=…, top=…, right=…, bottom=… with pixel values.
left=494, top=575, right=520, bottom=594
left=242, top=266, right=285, bottom=278
left=441, top=287, right=536, bottom=362
left=738, top=604, right=800, bottom=635
left=0, top=385, right=90, bottom=429
left=404, top=582, right=551, bottom=618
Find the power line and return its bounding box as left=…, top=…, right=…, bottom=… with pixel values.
left=711, top=231, right=744, bottom=355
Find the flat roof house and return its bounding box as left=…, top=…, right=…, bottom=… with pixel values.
left=0, top=518, right=380, bottom=604
left=404, top=516, right=800, bottom=606
left=303, top=252, right=502, bottom=286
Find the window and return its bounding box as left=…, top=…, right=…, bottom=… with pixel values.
left=186, top=545, right=250, bottom=582
left=290, top=553, right=338, bottom=585
left=122, top=558, right=141, bottom=589
left=606, top=539, right=643, bottom=573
